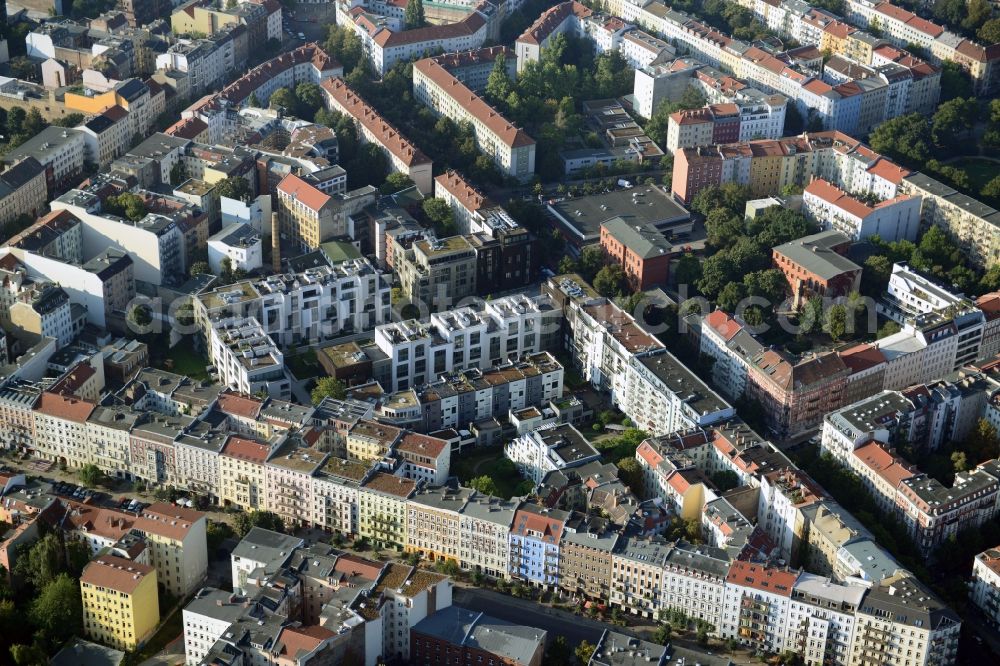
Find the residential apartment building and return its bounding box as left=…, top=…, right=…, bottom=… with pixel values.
left=373, top=294, right=556, bottom=392
left=410, top=606, right=546, bottom=666
left=665, top=99, right=786, bottom=154
left=358, top=472, right=416, bottom=549
left=802, top=178, right=921, bottom=242
left=2, top=126, right=86, bottom=195
left=80, top=555, right=160, bottom=652
left=508, top=504, right=568, bottom=588
left=0, top=158, right=47, bottom=229
left=458, top=494, right=518, bottom=579
left=134, top=502, right=209, bottom=598
left=321, top=77, right=434, bottom=194
left=206, top=316, right=289, bottom=399
left=413, top=57, right=535, bottom=181
left=971, top=546, right=1000, bottom=627
left=405, top=485, right=474, bottom=564
left=901, top=171, right=1000, bottom=270
left=672, top=130, right=911, bottom=206
left=505, top=423, right=601, bottom=485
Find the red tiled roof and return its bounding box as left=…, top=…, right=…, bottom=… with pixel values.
left=805, top=178, right=873, bottom=218
left=726, top=561, right=796, bottom=595
left=839, top=343, right=886, bottom=372
left=435, top=169, right=493, bottom=213
left=636, top=440, right=664, bottom=468
left=277, top=173, right=332, bottom=211
left=217, top=390, right=264, bottom=420
left=221, top=435, right=270, bottom=463
left=277, top=625, right=335, bottom=658
left=35, top=392, right=95, bottom=423
left=81, top=554, right=155, bottom=593
left=321, top=78, right=431, bottom=167
left=704, top=309, right=742, bottom=342
left=372, top=10, right=486, bottom=47
left=517, top=1, right=592, bottom=46
left=853, top=440, right=917, bottom=488
left=413, top=58, right=535, bottom=149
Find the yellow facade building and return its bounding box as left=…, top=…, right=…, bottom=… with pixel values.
left=80, top=555, right=160, bottom=652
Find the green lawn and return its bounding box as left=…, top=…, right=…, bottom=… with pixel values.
left=950, top=158, right=1000, bottom=192
left=452, top=446, right=524, bottom=499
left=161, top=343, right=210, bottom=381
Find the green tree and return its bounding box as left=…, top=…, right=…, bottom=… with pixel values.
left=170, top=160, right=188, bottom=187
left=575, top=640, right=596, bottom=664
left=877, top=320, right=901, bottom=339
left=931, top=97, right=978, bottom=145
left=78, top=463, right=104, bottom=487
left=485, top=53, right=513, bottom=105
left=311, top=377, right=347, bottom=404
left=207, top=519, right=235, bottom=552
left=546, top=635, right=571, bottom=665
left=380, top=172, right=414, bottom=195
left=30, top=574, right=81, bottom=648
left=951, top=450, right=968, bottom=473
left=940, top=61, right=973, bottom=102
left=404, top=0, right=425, bottom=27
left=468, top=475, right=498, bottom=495
left=861, top=254, right=893, bottom=297
left=557, top=255, right=579, bottom=275
left=514, top=479, right=536, bottom=496
left=190, top=260, right=211, bottom=276
left=674, top=253, right=702, bottom=288
left=716, top=281, right=747, bottom=313
left=869, top=114, right=932, bottom=165
left=269, top=86, right=298, bottom=113
left=964, top=418, right=1000, bottom=464
left=711, top=470, right=740, bottom=491
left=295, top=82, right=325, bottom=120
left=823, top=303, right=848, bottom=341
left=216, top=176, right=253, bottom=203
left=593, top=264, right=627, bottom=297
left=128, top=302, right=153, bottom=329
left=982, top=175, right=1000, bottom=200
left=234, top=510, right=285, bottom=537
left=346, top=143, right=389, bottom=189
left=653, top=623, right=672, bottom=645
left=106, top=192, right=147, bottom=221
left=578, top=245, right=605, bottom=282
left=9, top=644, right=46, bottom=666
left=616, top=457, right=643, bottom=494
left=979, top=18, right=1000, bottom=44
left=422, top=197, right=455, bottom=235
left=14, top=533, right=68, bottom=589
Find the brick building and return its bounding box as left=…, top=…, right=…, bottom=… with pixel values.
left=599, top=217, right=672, bottom=290
left=772, top=230, right=861, bottom=309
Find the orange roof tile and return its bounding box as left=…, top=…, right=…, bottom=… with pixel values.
left=277, top=173, right=332, bottom=211
left=81, top=554, right=155, bottom=594
left=726, top=561, right=796, bottom=595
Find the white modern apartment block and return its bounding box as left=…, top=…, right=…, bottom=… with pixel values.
left=373, top=294, right=552, bottom=392
left=802, top=178, right=921, bottom=242
left=881, top=262, right=969, bottom=323
left=971, top=546, right=1000, bottom=627
left=504, top=422, right=600, bottom=484
left=206, top=316, right=289, bottom=399
left=182, top=588, right=248, bottom=666
left=413, top=57, right=535, bottom=182
left=207, top=223, right=263, bottom=274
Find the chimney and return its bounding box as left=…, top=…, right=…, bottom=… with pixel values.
left=271, top=211, right=281, bottom=273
